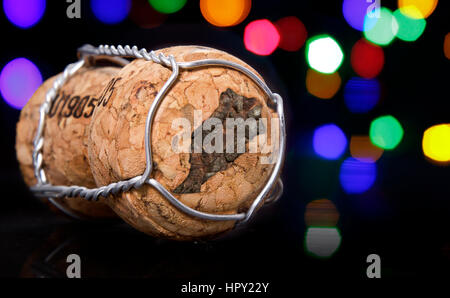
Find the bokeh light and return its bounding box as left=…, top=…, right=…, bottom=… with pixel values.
left=398, top=0, right=438, bottom=19
left=393, top=9, right=426, bottom=42
left=342, top=0, right=377, bottom=31
left=370, top=115, right=404, bottom=150
left=200, top=0, right=251, bottom=27
left=275, top=16, right=307, bottom=52
left=445, top=33, right=450, bottom=59
left=344, top=77, right=380, bottom=113
left=244, top=19, right=280, bottom=56
left=305, top=227, right=342, bottom=258
left=351, top=38, right=384, bottom=79
left=305, top=199, right=339, bottom=227
left=91, top=0, right=131, bottom=24
left=3, top=0, right=46, bottom=29
left=306, top=35, right=344, bottom=74
left=313, top=124, right=347, bottom=160
left=0, top=58, right=43, bottom=110
left=306, top=69, right=341, bottom=100
left=149, top=0, right=186, bottom=14
left=364, top=7, right=398, bottom=46
left=350, top=135, right=384, bottom=163
left=422, top=124, right=450, bottom=163
left=130, top=0, right=167, bottom=29
left=339, top=157, right=376, bottom=194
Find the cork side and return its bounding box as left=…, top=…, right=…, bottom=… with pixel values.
left=16, top=66, right=120, bottom=219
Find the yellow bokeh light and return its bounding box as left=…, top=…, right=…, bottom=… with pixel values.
left=306, top=68, right=341, bottom=99
left=422, top=124, right=450, bottom=163
left=398, top=0, right=438, bottom=19
left=200, top=0, right=251, bottom=27
left=350, top=135, right=384, bottom=163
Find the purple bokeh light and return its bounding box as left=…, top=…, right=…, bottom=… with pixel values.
left=342, top=0, right=377, bottom=32
left=3, top=0, right=46, bottom=28
left=313, top=124, right=347, bottom=160
left=0, top=58, right=43, bottom=110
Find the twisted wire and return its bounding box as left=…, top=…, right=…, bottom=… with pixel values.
left=86, top=44, right=173, bottom=68
left=31, top=176, right=142, bottom=201
left=32, top=60, right=85, bottom=185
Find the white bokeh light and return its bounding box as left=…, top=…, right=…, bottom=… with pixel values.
left=306, top=36, right=344, bottom=74
left=305, top=227, right=342, bottom=258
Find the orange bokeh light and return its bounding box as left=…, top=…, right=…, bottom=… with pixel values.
left=444, top=33, right=450, bottom=60
left=200, top=0, right=251, bottom=27
left=306, top=69, right=341, bottom=99
left=350, top=135, right=384, bottom=163
left=305, top=199, right=340, bottom=227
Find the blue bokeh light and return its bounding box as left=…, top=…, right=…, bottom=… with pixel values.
left=339, top=157, right=376, bottom=194
left=313, top=124, right=347, bottom=160
left=91, top=0, right=131, bottom=24
left=0, top=58, right=43, bottom=110
left=3, top=0, right=46, bottom=28
left=342, top=0, right=377, bottom=32
left=344, top=77, right=380, bottom=113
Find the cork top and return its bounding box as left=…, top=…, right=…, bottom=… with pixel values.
left=88, top=45, right=279, bottom=238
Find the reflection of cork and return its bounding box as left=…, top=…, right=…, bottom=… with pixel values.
left=16, top=65, right=119, bottom=219
left=89, top=46, right=278, bottom=239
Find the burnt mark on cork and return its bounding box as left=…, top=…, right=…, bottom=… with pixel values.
left=173, top=88, right=264, bottom=194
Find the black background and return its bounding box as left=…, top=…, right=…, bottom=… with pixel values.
left=0, top=0, right=449, bottom=288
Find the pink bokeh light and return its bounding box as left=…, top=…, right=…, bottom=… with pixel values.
left=244, top=19, right=280, bottom=56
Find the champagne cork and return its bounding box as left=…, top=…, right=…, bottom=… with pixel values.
left=16, top=60, right=121, bottom=219
left=88, top=46, right=278, bottom=239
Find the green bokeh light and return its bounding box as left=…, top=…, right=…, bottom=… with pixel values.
left=148, top=0, right=187, bottom=14
left=305, top=35, right=344, bottom=74
left=364, top=7, right=398, bottom=46
left=393, top=9, right=426, bottom=42
left=370, top=115, right=404, bottom=150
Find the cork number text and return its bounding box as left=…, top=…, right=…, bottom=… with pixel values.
left=49, top=92, right=99, bottom=119
left=97, top=77, right=121, bottom=107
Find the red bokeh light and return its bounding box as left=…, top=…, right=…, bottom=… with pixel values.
left=351, top=38, right=384, bottom=79
left=130, top=0, right=167, bottom=29
left=244, top=19, right=280, bottom=56
left=275, top=16, right=307, bottom=52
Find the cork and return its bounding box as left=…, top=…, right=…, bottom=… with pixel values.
left=16, top=64, right=120, bottom=219
left=88, top=46, right=279, bottom=239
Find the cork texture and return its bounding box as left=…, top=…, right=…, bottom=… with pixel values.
left=16, top=66, right=119, bottom=219
left=88, top=45, right=278, bottom=239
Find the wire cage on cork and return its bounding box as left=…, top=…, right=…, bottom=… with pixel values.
left=30, top=44, right=286, bottom=225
